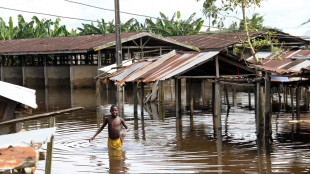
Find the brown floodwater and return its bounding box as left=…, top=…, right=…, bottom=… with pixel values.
left=15, top=84, right=310, bottom=173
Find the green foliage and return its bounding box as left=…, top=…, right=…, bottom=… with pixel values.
left=145, top=11, right=204, bottom=36
left=0, top=12, right=204, bottom=40
left=229, top=13, right=266, bottom=31
left=0, top=14, right=72, bottom=40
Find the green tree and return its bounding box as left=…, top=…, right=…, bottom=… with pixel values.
left=145, top=11, right=204, bottom=36
left=229, top=13, right=265, bottom=31
left=201, top=0, right=265, bottom=63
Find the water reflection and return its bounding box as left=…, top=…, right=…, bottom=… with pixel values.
left=5, top=82, right=310, bottom=173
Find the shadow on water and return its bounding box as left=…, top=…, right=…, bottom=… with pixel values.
left=7, top=83, right=310, bottom=173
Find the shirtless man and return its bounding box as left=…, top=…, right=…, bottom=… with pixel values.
left=89, top=105, right=129, bottom=150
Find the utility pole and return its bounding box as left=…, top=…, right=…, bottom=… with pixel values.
left=114, top=0, right=124, bottom=116
left=115, top=0, right=122, bottom=66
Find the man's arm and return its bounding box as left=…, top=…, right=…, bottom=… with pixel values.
left=120, top=118, right=130, bottom=139
left=89, top=118, right=108, bottom=142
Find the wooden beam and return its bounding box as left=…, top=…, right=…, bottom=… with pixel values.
left=142, top=37, right=151, bottom=47
left=0, top=107, right=84, bottom=125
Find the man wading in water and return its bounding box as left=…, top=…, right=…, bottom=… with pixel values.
left=89, top=105, right=129, bottom=150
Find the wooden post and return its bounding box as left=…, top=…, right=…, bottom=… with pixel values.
left=265, top=73, right=271, bottom=138
left=296, top=86, right=301, bottom=120
left=140, top=82, right=144, bottom=117
left=248, top=88, right=252, bottom=109
left=291, top=87, right=295, bottom=120
left=133, top=82, right=138, bottom=117
left=0, top=55, right=4, bottom=81
left=284, top=86, right=288, bottom=112
left=256, top=82, right=261, bottom=135
left=190, top=79, right=194, bottom=116
left=224, top=84, right=230, bottom=109
left=306, top=87, right=309, bottom=111
left=45, top=117, right=55, bottom=174
left=214, top=56, right=222, bottom=131
left=278, top=86, right=282, bottom=111
left=175, top=78, right=181, bottom=118
left=233, top=86, right=237, bottom=106
left=159, top=81, right=165, bottom=120
left=96, top=50, right=102, bottom=127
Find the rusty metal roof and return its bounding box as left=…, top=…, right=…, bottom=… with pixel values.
left=250, top=49, right=310, bottom=76
left=167, top=32, right=247, bottom=51
left=108, top=50, right=219, bottom=86
left=0, top=32, right=199, bottom=55
left=167, top=30, right=309, bottom=51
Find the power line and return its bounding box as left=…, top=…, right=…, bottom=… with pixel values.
left=0, top=6, right=307, bottom=41
left=0, top=6, right=99, bottom=23
left=63, top=0, right=222, bottom=30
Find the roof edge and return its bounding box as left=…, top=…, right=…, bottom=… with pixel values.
left=93, top=32, right=200, bottom=52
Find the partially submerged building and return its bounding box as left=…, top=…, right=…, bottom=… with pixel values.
left=0, top=32, right=198, bottom=88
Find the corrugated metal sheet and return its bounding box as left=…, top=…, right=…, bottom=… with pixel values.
left=99, top=59, right=133, bottom=74
left=251, top=49, right=310, bottom=76
left=167, top=30, right=308, bottom=51
left=108, top=50, right=219, bottom=86
left=145, top=51, right=219, bottom=82
left=110, top=61, right=150, bottom=81
left=0, top=32, right=199, bottom=55
left=0, top=81, right=37, bottom=108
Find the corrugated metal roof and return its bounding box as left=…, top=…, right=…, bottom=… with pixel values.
left=0, top=32, right=199, bottom=55
left=0, top=81, right=37, bottom=108
left=250, top=49, right=310, bottom=76
left=108, top=50, right=219, bottom=86
left=111, top=61, right=151, bottom=82
left=167, top=30, right=309, bottom=51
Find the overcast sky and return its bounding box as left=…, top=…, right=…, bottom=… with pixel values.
left=0, top=0, right=309, bottom=36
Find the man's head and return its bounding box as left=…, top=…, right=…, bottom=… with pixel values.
left=110, top=105, right=119, bottom=117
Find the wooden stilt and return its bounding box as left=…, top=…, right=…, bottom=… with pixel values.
left=284, top=86, right=287, bottom=112
left=291, top=87, right=295, bottom=120
left=214, top=56, right=222, bottom=131
left=233, top=86, right=237, bottom=107
left=190, top=79, right=194, bottom=116
left=296, top=86, right=301, bottom=120
left=212, top=82, right=215, bottom=116
left=264, top=73, right=271, bottom=138
left=224, top=84, right=230, bottom=109
left=306, top=87, right=309, bottom=111
left=159, top=80, right=165, bottom=120
left=256, top=81, right=264, bottom=137
left=175, top=78, right=181, bottom=118
left=133, top=82, right=138, bottom=117
left=140, top=83, right=145, bottom=117
left=248, top=88, right=252, bottom=109
left=278, top=86, right=282, bottom=111
left=0, top=55, right=4, bottom=81
left=45, top=117, right=55, bottom=174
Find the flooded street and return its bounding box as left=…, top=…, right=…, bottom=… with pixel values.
left=17, top=85, right=310, bottom=173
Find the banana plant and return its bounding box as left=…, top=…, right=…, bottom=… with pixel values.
left=145, top=11, right=204, bottom=36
